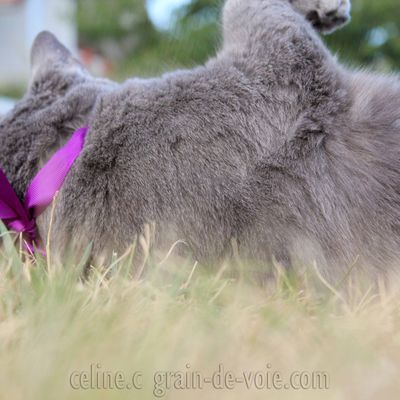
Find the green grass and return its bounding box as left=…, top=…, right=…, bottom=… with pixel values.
left=1, top=227, right=400, bottom=400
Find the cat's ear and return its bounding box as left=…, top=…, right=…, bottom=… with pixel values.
left=30, top=31, right=88, bottom=87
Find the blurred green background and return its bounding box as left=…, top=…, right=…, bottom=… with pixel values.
left=77, top=0, right=400, bottom=81
left=1, top=0, right=399, bottom=100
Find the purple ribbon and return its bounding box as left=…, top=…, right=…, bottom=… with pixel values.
left=0, top=126, right=88, bottom=253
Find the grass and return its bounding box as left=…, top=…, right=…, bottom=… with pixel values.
left=1, top=226, right=400, bottom=400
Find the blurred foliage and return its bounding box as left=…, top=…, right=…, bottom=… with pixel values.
left=1, top=1, right=398, bottom=101
left=76, top=0, right=400, bottom=81
left=77, top=0, right=158, bottom=54
left=325, top=0, right=400, bottom=70
left=76, top=0, right=222, bottom=78
left=0, top=85, right=25, bottom=99
left=173, top=0, right=220, bottom=63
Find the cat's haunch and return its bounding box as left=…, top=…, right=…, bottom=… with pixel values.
left=2, top=0, right=400, bottom=282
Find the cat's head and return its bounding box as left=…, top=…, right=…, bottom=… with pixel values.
left=0, top=31, right=115, bottom=198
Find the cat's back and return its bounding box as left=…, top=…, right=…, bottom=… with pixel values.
left=348, top=69, right=400, bottom=132
left=83, top=61, right=276, bottom=173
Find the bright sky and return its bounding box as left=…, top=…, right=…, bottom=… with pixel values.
left=147, top=0, right=191, bottom=29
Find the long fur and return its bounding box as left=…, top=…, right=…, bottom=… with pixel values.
left=1, top=0, right=400, bottom=279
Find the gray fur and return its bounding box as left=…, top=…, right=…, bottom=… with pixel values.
left=1, top=0, right=400, bottom=279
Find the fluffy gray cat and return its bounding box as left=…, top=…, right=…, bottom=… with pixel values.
left=1, top=0, right=400, bottom=279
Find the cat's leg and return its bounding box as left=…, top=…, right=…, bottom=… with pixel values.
left=220, top=0, right=292, bottom=56
left=218, top=0, right=350, bottom=94
left=218, top=0, right=349, bottom=162
left=291, top=0, right=351, bottom=33
left=219, top=0, right=322, bottom=72
left=220, top=0, right=351, bottom=59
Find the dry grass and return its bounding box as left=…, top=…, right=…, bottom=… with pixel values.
left=1, top=224, right=400, bottom=400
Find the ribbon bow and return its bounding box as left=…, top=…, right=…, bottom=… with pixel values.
left=0, top=126, right=88, bottom=253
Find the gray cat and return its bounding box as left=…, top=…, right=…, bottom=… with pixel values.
left=1, top=0, right=399, bottom=279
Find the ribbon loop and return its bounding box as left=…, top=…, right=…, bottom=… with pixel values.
left=0, top=126, right=88, bottom=252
